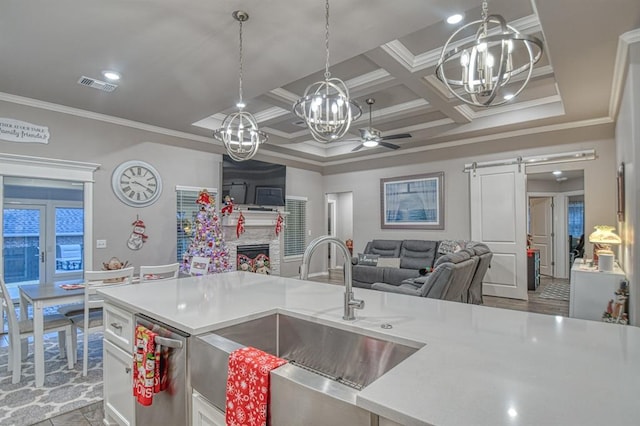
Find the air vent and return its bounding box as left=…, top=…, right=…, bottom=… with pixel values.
left=292, top=120, right=307, bottom=128
left=77, top=76, right=118, bottom=92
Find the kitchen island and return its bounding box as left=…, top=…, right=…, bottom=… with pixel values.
left=99, top=271, right=640, bottom=426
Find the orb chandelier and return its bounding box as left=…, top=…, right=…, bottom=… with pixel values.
left=213, top=10, right=267, bottom=162
left=435, top=0, right=544, bottom=107
left=292, top=0, right=361, bottom=142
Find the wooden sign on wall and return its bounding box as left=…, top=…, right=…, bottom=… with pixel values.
left=0, top=118, right=50, bottom=144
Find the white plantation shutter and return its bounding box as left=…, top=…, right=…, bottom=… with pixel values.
left=284, top=197, right=307, bottom=257
left=176, top=186, right=216, bottom=262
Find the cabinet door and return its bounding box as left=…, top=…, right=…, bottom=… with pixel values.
left=192, top=392, right=225, bottom=426
left=104, top=339, right=135, bottom=426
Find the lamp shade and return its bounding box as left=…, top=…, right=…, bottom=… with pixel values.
left=588, top=225, right=622, bottom=245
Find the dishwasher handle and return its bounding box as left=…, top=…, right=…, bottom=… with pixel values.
left=155, top=336, right=183, bottom=349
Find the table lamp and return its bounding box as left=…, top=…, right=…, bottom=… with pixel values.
left=588, top=225, right=621, bottom=272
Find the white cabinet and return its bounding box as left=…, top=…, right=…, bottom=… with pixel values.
left=570, top=261, right=626, bottom=321
left=192, top=392, right=225, bottom=426
left=103, top=302, right=135, bottom=426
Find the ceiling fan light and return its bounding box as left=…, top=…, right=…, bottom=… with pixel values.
left=363, top=140, right=379, bottom=148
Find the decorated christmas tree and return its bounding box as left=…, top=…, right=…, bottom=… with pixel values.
left=181, top=189, right=231, bottom=274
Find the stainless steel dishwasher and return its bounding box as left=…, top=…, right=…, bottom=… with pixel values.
left=134, top=314, right=190, bottom=425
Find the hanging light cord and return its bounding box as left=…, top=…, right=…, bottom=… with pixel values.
left=323, top=0, right=331, bottom=80
left=481, top=0, right=488, bottom=35
left=238, top=18, right=244, bottom=108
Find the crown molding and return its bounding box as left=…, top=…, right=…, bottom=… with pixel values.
left=609, top=28, right=640, bottom=119
left=321, top=117, right=613, bottom=167
left=0, top=92, right=220, bottom=146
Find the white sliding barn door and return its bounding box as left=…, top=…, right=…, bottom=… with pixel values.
left=470, top=164, right=528, bottom=300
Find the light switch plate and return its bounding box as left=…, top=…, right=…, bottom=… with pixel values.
left=96, top=239, right=107, bottom=249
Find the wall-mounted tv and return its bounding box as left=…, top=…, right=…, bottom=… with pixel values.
left=221, top=155, right=286, bottom=206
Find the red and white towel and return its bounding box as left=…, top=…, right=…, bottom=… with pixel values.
left=225, top=347, right=287, bottom=426
left=133, top=325, right=170, bottom=406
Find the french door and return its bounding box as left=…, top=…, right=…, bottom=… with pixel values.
left=3, top=205, right=45, bottom=286
left=2, top=178, right=85, bottom=289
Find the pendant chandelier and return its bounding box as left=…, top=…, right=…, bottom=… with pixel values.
left=293, top=0, right=361, bottom=142
left=435, top=0, right=544, bottom=107
left=213, top=11, right=267, bottom=162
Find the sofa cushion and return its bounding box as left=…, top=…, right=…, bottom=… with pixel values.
left=365, top=240, right=402, bottom=257
left=400, top=240, right=439, bottom=270
left=434, top=250, right=471, bottom=268
left=383, top=267, right=421, bottom=286
left=437, top=239, right=469, bottom=256
left=352, top=264, right=384, bottom=285
left=357, top=253, right=379, bottom=266
left=376, top=257, right=401, bottom=268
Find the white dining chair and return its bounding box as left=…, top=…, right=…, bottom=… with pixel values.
left=1, top=278, right=74, bottom=384
left=69, top=267, right=134, bottom=376
left=139, top=262, right=180, bottom=282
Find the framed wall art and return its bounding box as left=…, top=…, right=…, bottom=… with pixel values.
left=380, top=172, right=444, bottom=230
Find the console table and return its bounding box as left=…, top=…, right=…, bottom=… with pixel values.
left=570, top=260, right=626, bottom=321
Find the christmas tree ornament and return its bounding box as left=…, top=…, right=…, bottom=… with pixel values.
left=127, top=217, right=148, bottom=250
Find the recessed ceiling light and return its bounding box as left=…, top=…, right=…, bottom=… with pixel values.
left=102, top=70, right=121, bottom=81
left=446, top=14, right=463, bottom=24
left=552, top=170, right=562, bottom=176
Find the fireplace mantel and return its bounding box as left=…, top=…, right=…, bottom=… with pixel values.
left=221, top=209, right=287, bottom=275
left=221, top=209, right=287, bottom=228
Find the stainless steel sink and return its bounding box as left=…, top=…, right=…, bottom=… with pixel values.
left=190, top=313, right=423, bottom=425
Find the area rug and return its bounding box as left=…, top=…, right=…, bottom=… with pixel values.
left=539, top=282, right=570, bottom=301
left=0, top=332, right=103, bottom=426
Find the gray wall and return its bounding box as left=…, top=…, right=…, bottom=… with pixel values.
left=616, top=39, right=640, bottom=326
left=324, top=139, right=617, bottom=257
left=0, top=100, right=323, bottom=277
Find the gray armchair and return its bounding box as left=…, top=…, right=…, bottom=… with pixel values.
left=466, top=243, right=493, bottom=304
left=372, top=251, right=478, bottom=300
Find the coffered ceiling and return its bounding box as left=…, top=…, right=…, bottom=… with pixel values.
left=1, top=1, right=639, bottom=170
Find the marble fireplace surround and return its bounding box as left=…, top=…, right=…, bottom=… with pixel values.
left=222, top=210, right=286, bottom=275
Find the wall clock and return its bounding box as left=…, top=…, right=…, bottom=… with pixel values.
left=111, top=160, right=162, bottom=207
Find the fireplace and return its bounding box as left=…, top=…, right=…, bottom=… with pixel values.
left=237, top=244, right=270, bottom=274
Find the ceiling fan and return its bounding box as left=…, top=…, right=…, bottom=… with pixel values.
left=347, top=98, right=411, bottom=152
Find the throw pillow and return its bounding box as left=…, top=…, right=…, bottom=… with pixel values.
left=358, top=253, right=379, bottom=266
left=376, top=257, right=401, bottom=268
left=438, top=239, right=468, bottom=255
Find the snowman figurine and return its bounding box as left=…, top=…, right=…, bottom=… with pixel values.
left=127, top=219, right=148, bottom=250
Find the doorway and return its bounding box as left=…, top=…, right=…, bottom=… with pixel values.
left=325, top=192, right=353, bottom=272
left=2, top=177, right=84, bottom=291
left=527, top=169, right=584, bottom=279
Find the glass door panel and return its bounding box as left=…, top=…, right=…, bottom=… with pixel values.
left=53, top=207, right=84, bottom=282
left=3, top=205, right=46, bottom=292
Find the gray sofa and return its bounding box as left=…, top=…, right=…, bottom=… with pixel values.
left=372, top=250, right=478, bottom=301
left=353, top=239, right=492, bottom=304
left=352, top=240, right=439, bottom=289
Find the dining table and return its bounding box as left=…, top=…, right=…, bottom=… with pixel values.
left=18, top=283, right=84, bottom=388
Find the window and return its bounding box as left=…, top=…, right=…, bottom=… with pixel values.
left=568, top=198, right=584, bottom=242
left=176, top=186, right=217, bottom=263
left=284, top=197, right=307, bottom=257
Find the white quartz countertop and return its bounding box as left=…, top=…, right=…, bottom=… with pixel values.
left=99, top=272, right=640, bottom=426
